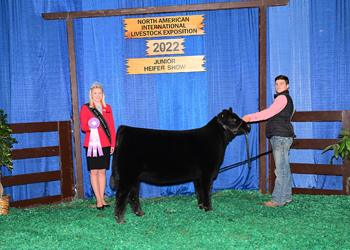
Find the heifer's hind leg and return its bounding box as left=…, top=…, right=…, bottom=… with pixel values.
left=193, top=179, right=204, bottom=210
left=128, top=180, right=145, bottom=217
left=114, top=178, right=134, bottom=224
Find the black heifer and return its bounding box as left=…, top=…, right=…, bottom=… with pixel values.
left=110, top=108, right=250, bottom=223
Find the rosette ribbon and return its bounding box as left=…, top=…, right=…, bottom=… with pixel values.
left=87, top=118, right=103, bottom=157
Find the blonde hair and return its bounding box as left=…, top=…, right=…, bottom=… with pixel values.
left=88, top=82, right=107, bottom=108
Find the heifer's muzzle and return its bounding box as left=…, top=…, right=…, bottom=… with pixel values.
left=217, top=117, right=251, bottom=168
left=217, top=117, right=250, bottom=135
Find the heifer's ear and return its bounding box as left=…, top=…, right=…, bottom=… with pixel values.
left=229, top=107, right=232, bottom=113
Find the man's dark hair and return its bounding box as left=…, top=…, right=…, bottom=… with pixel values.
left=275, top=75, right=289, bottom=85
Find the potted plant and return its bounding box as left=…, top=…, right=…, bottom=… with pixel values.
left=0, top=109, right=17, bottom=214
left=322, top=128, right=350, bottom=164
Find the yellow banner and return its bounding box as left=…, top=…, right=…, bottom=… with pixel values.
left=126, top=56, right=206, bottom=75
left=124, top=15, right=205, bottom=39
left=146, top=39, right=185, bottom=56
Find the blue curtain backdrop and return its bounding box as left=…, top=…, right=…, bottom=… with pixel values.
left=267, top=0, right=350, bottom=190
left=1, top=0, right=349, bottom=202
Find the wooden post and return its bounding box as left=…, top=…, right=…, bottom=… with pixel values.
left=66, top=18, right=84, bottom=200
left=342, top=110, right=350, bottom=195
left=58, top=121, right=75, bottom=200
left=259, top=6, right=267, bottom=194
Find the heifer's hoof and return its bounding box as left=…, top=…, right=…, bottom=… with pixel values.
left=135, top=211, right=145, bottom=217
left=204, top=207, right=213, bottom=212
left=198, top=204, right=204, bottom=210
left=115, top=216, right=126, bottom=224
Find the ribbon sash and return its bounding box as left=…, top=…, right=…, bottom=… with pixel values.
left=87, top=118, right=104, bottom=157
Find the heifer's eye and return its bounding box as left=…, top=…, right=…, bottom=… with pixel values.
left=230, top=118, right=236, bottom=123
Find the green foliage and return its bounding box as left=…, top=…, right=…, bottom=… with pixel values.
left=0, top=109, right=17, bottom=174
left=322, top=128, right=350, bottom=164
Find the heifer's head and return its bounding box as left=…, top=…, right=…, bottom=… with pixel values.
left=217, top=107, right=251, bottom=141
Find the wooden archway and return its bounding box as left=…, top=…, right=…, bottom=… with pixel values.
left=42, top=0, right=290, bottom=199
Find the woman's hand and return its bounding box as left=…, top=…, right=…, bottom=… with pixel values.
left=110, top=147, right=115, bottom=155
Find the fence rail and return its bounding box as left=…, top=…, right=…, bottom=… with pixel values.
left=2, top=121, right=75, bottom=208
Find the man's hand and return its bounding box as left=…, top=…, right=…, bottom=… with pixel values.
left=242, top=115, right=250, bottom=122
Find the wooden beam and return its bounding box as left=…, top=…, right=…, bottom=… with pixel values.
left=11, top=146, right=59, bottom=159
left=58, top=121, right=76, bottom=201
left=258, top=6, right=267, bottom=195
left=292, top=188, right=344, bottom=196
left=292, top=110, right=343, bottom=122
left=291, top=163, right=344, bottom=175
left=292, top=139, right=340, bottom=150
left=341, top=111, right=350, bottom=195
left=42, top=0, right=289, bottom=20
left=9, top=195, right=74, bottom=209
left=10, top=122, right=58, bottom=133
left=66, top=18, right=84, bottom=200
left=2, top=171, right=61, bottom=187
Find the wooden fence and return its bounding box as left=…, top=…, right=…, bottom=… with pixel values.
left=3, top=111, right=349, bottom=209
left=2, top=121, right=75, bottom=208
left=268, top=110, right=350, bottom=195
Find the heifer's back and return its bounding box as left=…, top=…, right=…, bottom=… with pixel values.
left=112, top=117, right=227, bottom=185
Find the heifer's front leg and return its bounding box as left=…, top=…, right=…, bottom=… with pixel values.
left=128, top=180, right=145, bottom=217
left=193, top=179, right=204, bottom=210
left=200, top=176, right=214, bottom=212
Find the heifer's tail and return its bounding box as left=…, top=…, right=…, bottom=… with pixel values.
left=109, top=170, right=118, bottom=189
left=109, top=151, right=119, bottom=189
left=109, top=126, right=122, bottom=189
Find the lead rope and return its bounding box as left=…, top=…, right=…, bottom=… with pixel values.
left=245, top=132, right=251, bottom=169
left=218, top=142, right=299, bottom=174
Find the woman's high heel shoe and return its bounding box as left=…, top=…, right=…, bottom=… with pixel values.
left=103, top=204, right=110, bottom=208
left=96, top=206, right=104, bottom=210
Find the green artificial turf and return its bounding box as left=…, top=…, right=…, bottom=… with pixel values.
left=0, top=189, right=349, bottom=249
